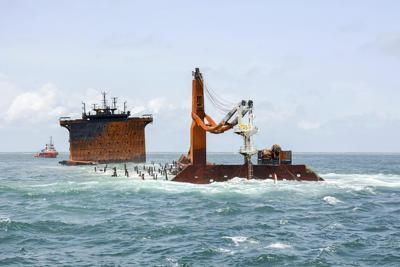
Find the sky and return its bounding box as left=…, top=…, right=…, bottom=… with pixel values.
left=1, top=0, right=400, bottom=152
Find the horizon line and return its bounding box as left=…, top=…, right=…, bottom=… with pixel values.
left=1, top=151, right=400, bottom=154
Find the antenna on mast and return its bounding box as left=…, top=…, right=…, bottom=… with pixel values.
left=102, top=91, right=107, bottom=109
left=112, top=97, right=118, bottom=109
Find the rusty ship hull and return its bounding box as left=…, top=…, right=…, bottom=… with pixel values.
left=60, top=117, right=152, bottom=164
left=60, top=93, right=152, bottom=165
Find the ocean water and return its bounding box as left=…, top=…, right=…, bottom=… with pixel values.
left=1, top=152, right=400, bottom=266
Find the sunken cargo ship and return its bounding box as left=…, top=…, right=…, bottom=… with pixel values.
left=59, top=93, right=152, bottom=165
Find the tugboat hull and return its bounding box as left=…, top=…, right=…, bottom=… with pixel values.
left=35, top=152, right=58, bottom=158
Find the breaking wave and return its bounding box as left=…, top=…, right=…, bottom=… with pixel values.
left=323, top=196, right=342, bottom=205
left=4, top=171, right=400, bottom=201
left=266, top=242, right=292, bottom=249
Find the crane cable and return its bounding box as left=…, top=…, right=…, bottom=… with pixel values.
left=198, top=74, right=235, bottom=113
left=194, top=71, right=238, bottom=133
left=204, top=83, right=232, bottom=112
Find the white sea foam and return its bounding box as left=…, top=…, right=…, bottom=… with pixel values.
left=217, top=247, right=235, bottom=255
left=319, top=244, right=336, bottom=254
left=0, top=217, right=11, bottom=223
left=223, top=236, right=248, bottom=246
left=39, top=165, right=400, bottom=199
left=216, top=207, right=233, bottom=213
left=165, top=257, right=179, bottom=267
left=326, top=222, right=344, bottom=230
left=31, top=182, right=58, bottom=187
left=323, top=196, right=342, bottom=205
left=266, top=242, right=292, bottom=249
left=321, top=173, right=400, bottom=189
left=279, top=219, right=288, bottom=225
left=78, top=181, right=100, bottom=185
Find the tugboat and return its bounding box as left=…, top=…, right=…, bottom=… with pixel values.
left=35, top=137, right=59, bottom=158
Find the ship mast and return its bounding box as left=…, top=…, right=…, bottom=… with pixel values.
left=82, top=102, right=86, bottom=116
left=49, top=136, right=55, bottom=150
left=102, top=92, right=108, bottom=109
left=111, top=97, right=118, bottom=114
left=112, top=97, right=117, bottom=109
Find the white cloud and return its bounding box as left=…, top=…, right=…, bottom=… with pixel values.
left=146, top=97, right=177, bottom=114
left=1, top=81, right=104, bottom=127
left=0, top=74, right=20, bottom=109
left=147, top=98, right=165, bottom=113
left=2, top=82, right=184, bottom=128
left=254, top=100, right=295, bottom=124
left=377, top=32, right=400, bottom=58
left=297, top=120, right=320, bottom=130
left=5, top=83, right=66, bottom=124
left=130, top=105, right=146, bottom=115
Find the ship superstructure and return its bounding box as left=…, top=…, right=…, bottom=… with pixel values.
left=60, top=92, right=152, bottom=165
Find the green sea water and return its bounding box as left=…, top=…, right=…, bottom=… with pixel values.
left=1, top=152, right=400, bottom=266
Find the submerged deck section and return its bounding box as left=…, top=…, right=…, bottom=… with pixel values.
left=172, top=164, right=321, bottom=184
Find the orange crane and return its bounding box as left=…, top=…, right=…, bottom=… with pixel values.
left=172, top=68, right=322, bottom=184
left=188, top=68, right=257, bottom=173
